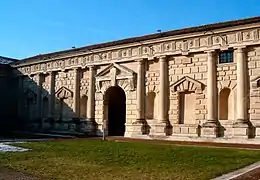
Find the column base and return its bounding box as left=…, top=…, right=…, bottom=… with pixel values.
left=151, top=121, right=168, bottom=136
left=232, top=120, right=249, bottom=138
left=201, top=120, right=219, bottom=138
left=254, top=125, right=260, bottom=139
left=127, top=121, right=147, bottom=136
left=233, top=119, right=249, bottom=127
left=172, top=124, right=199, bottom=137
left=84, top=119, right=97, bottom=136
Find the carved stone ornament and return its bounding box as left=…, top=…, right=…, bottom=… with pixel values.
left=55, top=86, right=73, bottom=99
left=95, top=63, right=136, bottom=93
left=170, top=76, right=205, bottom=94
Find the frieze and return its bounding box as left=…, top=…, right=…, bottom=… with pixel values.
left=14, top=27, right=260, bottom=76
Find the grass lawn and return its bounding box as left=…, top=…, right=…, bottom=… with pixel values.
left=1, top=140, right=260, bottom=180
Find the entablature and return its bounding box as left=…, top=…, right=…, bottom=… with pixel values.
left=13, top=24, right=260, bottom=76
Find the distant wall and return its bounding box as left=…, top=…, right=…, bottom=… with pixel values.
left=0, top=64, right=18, bottom=134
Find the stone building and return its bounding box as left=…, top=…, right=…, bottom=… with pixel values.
left=10, top=16, right=260, bottom=142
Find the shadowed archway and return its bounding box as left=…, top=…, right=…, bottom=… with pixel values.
left=104, top=86, right=126, bottom=136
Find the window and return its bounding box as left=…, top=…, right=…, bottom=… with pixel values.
left=219, top=50, right=233, bottom=63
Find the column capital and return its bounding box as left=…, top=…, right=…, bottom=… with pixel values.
left=135, top=58, right=147, bottom=64
left=205, top=49, right=216, bottom=55
left=36, top=73, right=43, bottom=85
left=48, top=71, right=56, bottom=75
left=158, top=56, right=167, bottom=62
left=73, top=67, right=80, bottom=71
left=234, top=46, right=247, bottom=53
left=88, top=65, right=95, bottom=70
left=72, top=68, right=80, bottom=75
left=37, top=72, right=43, bottom=76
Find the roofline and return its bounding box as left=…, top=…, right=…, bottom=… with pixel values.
left=13, top=16, right=260, bottom=65
left=0, top=56, right=18, bottom=62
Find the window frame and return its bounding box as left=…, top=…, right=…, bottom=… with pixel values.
left=218, top=50, right=234, bottom=64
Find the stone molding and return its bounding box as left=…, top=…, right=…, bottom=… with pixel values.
left=217, top=80, right=237, bottom=92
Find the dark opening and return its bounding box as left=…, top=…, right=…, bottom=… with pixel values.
left=219, top=50, right=234, bottom=64
left=105, top=86, right=126, bottom=136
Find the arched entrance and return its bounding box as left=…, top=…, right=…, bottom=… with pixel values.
left=104, top=86, right=126, bottom=136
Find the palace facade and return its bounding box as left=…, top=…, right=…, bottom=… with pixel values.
left=9, top=16, right=260, bottom=142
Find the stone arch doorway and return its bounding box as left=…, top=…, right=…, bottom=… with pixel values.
left=104, top=86, right=126, bottom=136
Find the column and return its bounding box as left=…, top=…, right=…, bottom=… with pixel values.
left=36, top=73, right=43, bottom=125
left=158, top=56, right=167, bottom=123
left=201, top=51, right=219, bottom=137
left=48, top=71, right=55, bottom=117
left=235, top=47, right=248, bottom=125
left=204, top=50, right=217, bottom=125
left=73, top=68, right=80, bottom=118
left=87, top=66, right=95, bottom=120
left=135, top=59, right=145, bottom=123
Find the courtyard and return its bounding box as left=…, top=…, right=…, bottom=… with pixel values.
left=1, top=139, right=260, bottom=179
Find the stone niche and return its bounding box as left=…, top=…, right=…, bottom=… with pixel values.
left=169, top=76, right=205, bottom=137
left=55, top=86, right=74, bottom=122
left=24, top=89, right=37, bottom=122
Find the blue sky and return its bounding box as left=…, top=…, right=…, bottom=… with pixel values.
left=0, top=0, right=259, bottom=59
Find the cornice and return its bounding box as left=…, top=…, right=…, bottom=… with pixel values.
left=14, top=22, right=260, bottom=65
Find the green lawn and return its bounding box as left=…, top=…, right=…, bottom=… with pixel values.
left=1, top=140, right=260, bottom=180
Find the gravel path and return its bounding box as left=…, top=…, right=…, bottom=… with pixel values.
left=232, top=167, right=260, bottom=180
left=0, top=143, right=36, bottom=179
left=0, top=167, right=39, bottom=180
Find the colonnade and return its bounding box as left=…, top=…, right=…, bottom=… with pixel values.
left=17, top=46, right=249, bottom=134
